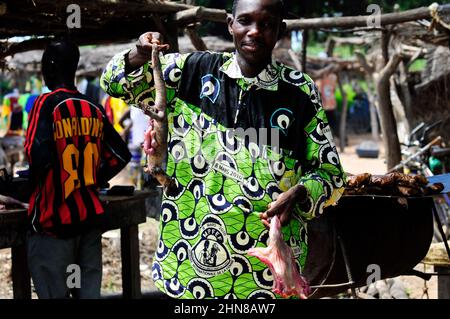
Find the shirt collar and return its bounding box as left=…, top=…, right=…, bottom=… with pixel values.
left=219, top=52, right=280, bottom=91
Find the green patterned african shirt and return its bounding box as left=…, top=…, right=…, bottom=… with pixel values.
left=101, top=50, right=346, bottom=299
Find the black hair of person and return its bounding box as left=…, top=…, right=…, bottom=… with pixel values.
left=41, top=37, right=80, bottom=78
left=231, top=0, right=286, bottom=19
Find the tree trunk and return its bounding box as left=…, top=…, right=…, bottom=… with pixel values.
left=185, top=25, right=207, bottom=51
left=390, top=77, right=410, bottom=142
left=397, top=60, right=413, bottom=125
left=337, top=75, right=348, bottom=152
left=366, top=76, right=380, bottom=141
left=375, top=54, right=403, bottom=170
left=288, top=49, right=302, bottom=71
left=355, top=51, right=380, bottom=141
left=301, top=29, right=309, bottom=73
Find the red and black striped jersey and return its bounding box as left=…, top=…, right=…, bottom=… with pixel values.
left=25, top=87, right=131, bottom=238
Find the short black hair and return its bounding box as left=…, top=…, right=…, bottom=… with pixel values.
left=232, top=0, right=285, bottom=18
left=42, top=38, right=80, bottom=77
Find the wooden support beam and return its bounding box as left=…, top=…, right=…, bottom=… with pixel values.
left=301, top=29, right=309, bottom=73
left=11, top=244, right=31, bottom=299
left=330, top=37, right=368, bottom=46
left=285, top=4, right=450, bottom=30
left=337, top=74, right=348, bottom=152
left=376, top=53, right=403, bottom=170
left=354, top=51, right=375, bottom=74
left=120, top=225, right=141, bottom=299
left=185, top=25, right=208, bottom=51
left=288, top=49, right=302, bottom=71
left=309, top=64, right=341, bottom=79
left=0, top=38, right=50, bottom=60
left=174, top=7, right=227, bottom=26
left=93, top=0, right=193, bottom=13
left=174, top=7, right=202, bottom=25
left=436, top=266, right=450, bottom=299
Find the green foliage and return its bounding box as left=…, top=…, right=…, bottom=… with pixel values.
left=408, top=59, right=427, bottom=72
left=335, top=83, right=357, bottom=112
left=307, top=42, right=354, bottom=59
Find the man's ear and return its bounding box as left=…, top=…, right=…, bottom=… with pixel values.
left=278, top=21, right=287, bottom=40
left=227, top=16, right=234, bottom=36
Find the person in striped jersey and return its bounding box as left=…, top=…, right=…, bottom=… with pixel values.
left=25, top=39, right=131, bottom=299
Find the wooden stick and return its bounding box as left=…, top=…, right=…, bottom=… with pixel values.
left=285, top=4, right=450, bottom=30
left=288, top=49, right=302, bottom=71
left=185, top=25, right=208, bottom=51
left=174, top=7, right=227, bottom=26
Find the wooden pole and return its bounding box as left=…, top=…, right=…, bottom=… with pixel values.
left=288, top=49, right=302, bottom=71
left=285, top=4, right=450, bottom=30
left=355, top=51, right=380, bottom=141
left=174, top=7, right=227, bottom=27
left=185, top=25, right=208, bottom=51
left=120, top=225, right=142, bottom=299
left=375, top=53, right=403, bottom=170
left=337, top=74, right=348, bottom=152
left=301, top=29, right=309, bottom=73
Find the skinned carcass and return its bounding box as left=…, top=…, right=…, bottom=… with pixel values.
left=248, top=215, right=310, bottom=299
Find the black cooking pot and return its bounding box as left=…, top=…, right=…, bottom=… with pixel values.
left=304, top=195, right=434, bottom=298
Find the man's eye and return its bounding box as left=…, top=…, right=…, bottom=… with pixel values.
left=237, top=17, right=250, bottom=25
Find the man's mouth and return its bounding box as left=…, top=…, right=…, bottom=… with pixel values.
left=241, top=41, right=262, bottom=53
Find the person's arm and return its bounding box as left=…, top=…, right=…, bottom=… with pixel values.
left=100, top=31, right=189, bottom=106
left=294, top=78, right=346, bottom=221
left=261, top=77, right=346, bottom=226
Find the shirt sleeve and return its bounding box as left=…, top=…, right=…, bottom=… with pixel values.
left=100, top=49, right=191, bottom=107
left=24, top=95, right=53, bottom=184
left=295, top=76, right=346, bottom=220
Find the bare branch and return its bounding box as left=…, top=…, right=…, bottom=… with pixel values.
left=185, top=25, right=207, bottom=51
left=379, top=53, right=403, bottom=83
left=288, top=49, right=302, bottom=71
left=354, top=51, right=375, bottom=74
left=286, top=4, right=450, bottom=30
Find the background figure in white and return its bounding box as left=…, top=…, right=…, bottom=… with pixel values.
left=129, top=106, right=150, bottom=189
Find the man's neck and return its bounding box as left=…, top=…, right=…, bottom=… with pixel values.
left=52, top=82, right=76, bottom=91
left=236, top=55, right=270, bottom=78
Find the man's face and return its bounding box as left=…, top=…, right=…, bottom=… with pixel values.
left=228, top=0, right=285, bottom=69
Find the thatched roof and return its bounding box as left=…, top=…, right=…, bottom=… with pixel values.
left=0, top=0, right=227, bottom=58
left=0, top=0, right=226, bottom=38
left=5, top=35, right=234, bottom=76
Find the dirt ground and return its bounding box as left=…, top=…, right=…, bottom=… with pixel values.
left=0, top=134, right=440, bottom=299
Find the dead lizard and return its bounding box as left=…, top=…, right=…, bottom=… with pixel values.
left=139, top=43, right=177, bottom=196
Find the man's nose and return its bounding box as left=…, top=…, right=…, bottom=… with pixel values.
left=247, top=24, right=262, bottom=38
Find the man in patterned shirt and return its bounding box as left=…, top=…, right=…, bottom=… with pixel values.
left=101, top=0, right=346, bottom=299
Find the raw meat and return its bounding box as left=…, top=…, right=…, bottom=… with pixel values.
left=248, top=215, right=310, bottom=299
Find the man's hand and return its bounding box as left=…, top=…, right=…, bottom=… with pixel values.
left=127, top=32, right=170, bottom=70
left=260, top=184, right=308, bottom=227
